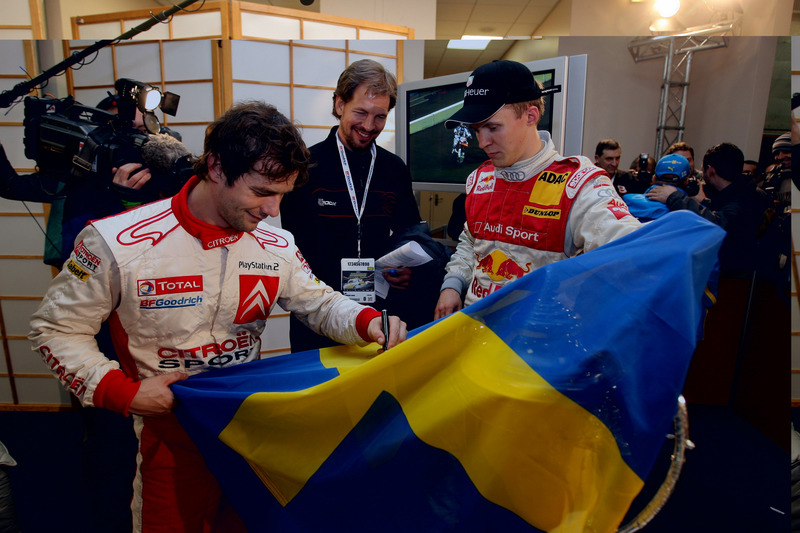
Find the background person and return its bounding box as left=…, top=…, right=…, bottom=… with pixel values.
left=281, top=59, right=446, bottom=352
left=594, top=138, right=648, bottom=195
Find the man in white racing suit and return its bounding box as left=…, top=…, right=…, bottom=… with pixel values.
left=29, top=101, right=407, bottom=532
left=435, top=60, right=641, bottom=318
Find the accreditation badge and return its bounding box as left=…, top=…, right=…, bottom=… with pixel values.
left=341, top=257, right=376, bottom=303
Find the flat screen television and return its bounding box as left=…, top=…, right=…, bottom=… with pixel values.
left=396, top=56, right=587, bottom=192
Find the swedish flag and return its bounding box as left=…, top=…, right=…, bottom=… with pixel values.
left=173, top=211, right=724, bottom=532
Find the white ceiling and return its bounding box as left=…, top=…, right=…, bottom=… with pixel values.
left=158, top=0, right=795, bottom=78
left=435, top=0, right=561, bottom=39
left=425, top=0, right=561, bottom=78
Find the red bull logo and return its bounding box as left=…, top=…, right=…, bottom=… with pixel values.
left=474, top=171, right=495, bottom=194
left=475, top=250, right=532, bottom=282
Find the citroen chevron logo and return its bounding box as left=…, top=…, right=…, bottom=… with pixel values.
left=234, top=275, right=279, bottom=324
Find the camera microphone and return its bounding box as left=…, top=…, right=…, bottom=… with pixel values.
left=140, top=133, right=191, bottom=174
left=139, top=133, right=194, bottom=197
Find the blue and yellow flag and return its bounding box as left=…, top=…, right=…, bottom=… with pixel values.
left=173, top=211, right=724, bottom=532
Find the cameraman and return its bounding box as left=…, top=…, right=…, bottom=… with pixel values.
left=4, top=79, right=187, bottom=267
left=762, top=132, right=792, bottom=214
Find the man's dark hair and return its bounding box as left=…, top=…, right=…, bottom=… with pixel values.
left=332, top=59, right=397, bottom=119
left=595, top=139, right=620, bottom=158
left=703, top=142, right=744, bottom=182
left=196, top=100, right=310, bottom=187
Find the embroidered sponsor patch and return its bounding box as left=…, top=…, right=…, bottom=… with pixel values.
left=156, top=331, right=257, bottom=370
left=606, top=199, right=633, bottom=220
left=137, top=275, right=203, bottom=297
left=530, top=170, right=569, bottom=206
left=234, top=275, right=279, bottom=324
left=497, top=168, right=527, bottom=182
left=594, top=183, right=617, bottom=198
left=475, top=250, right=532, bottom=282
left=566, top=167, right=598, bottom=199
left=65, top=260, right=90, bottom=282
left=523, top=206, right=561, bottom=219
left=205, top=233, right=241, bottom=250
left=238, top=260, right=279, bottom=271
left=296, top=250, right=312, bottom=276
left=140, top=295, right=203, bottom=310
left=473, top=171, right=495, bottom=194
left=73, top=241, right=101, bottom=273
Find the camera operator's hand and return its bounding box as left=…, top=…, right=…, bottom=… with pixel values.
left=112, top=162, right=152, bottom=191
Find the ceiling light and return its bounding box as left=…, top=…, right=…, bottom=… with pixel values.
left=649, top=17, right=686, bottom=34
left=447, top=36, right=501, bottom=50
left=655, top=0, right=681, bottom=17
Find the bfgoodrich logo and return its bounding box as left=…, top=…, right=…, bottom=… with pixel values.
left=234, top=275, right=279, bottom=324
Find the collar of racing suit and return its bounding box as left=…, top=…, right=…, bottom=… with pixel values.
left=171, top=175, right=244, bottom=250
left=493, top=130, right=559, bottom=182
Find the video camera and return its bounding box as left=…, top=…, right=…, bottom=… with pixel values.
left=763, top=166, right=791, bottom=211
left=683, top=176, right=700, bottom=197
left=22, top=78, right=189, bottom=197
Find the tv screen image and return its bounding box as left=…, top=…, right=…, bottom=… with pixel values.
left=404, top=70, right=556, bottom=187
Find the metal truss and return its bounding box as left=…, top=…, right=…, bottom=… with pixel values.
left=627, top=19, right=737, bottom=156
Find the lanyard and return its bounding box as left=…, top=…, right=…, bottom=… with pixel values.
left=336, top=134, right=376, bottom=258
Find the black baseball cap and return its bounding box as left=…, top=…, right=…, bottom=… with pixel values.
left=444, top=60, right=541, bottom=129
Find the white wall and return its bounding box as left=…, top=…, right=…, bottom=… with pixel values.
left=681, top=37, right=777, bottom=161
left=506, top=36, right=775, bottom=164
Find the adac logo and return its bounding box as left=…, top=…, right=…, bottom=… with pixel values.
left=234, top=275, right=279, bottom=324
left=475, top=250, right=532, bottom=282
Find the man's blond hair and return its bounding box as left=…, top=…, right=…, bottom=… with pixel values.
left=507, top=81, right=545, bottom=120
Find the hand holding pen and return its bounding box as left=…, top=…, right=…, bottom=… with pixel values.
left=368, top=310, right=408, bottom=352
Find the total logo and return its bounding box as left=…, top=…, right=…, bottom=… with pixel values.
left=137, top=276, right=203, bottom=297
left=475, top=250, right=532, bottom=283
